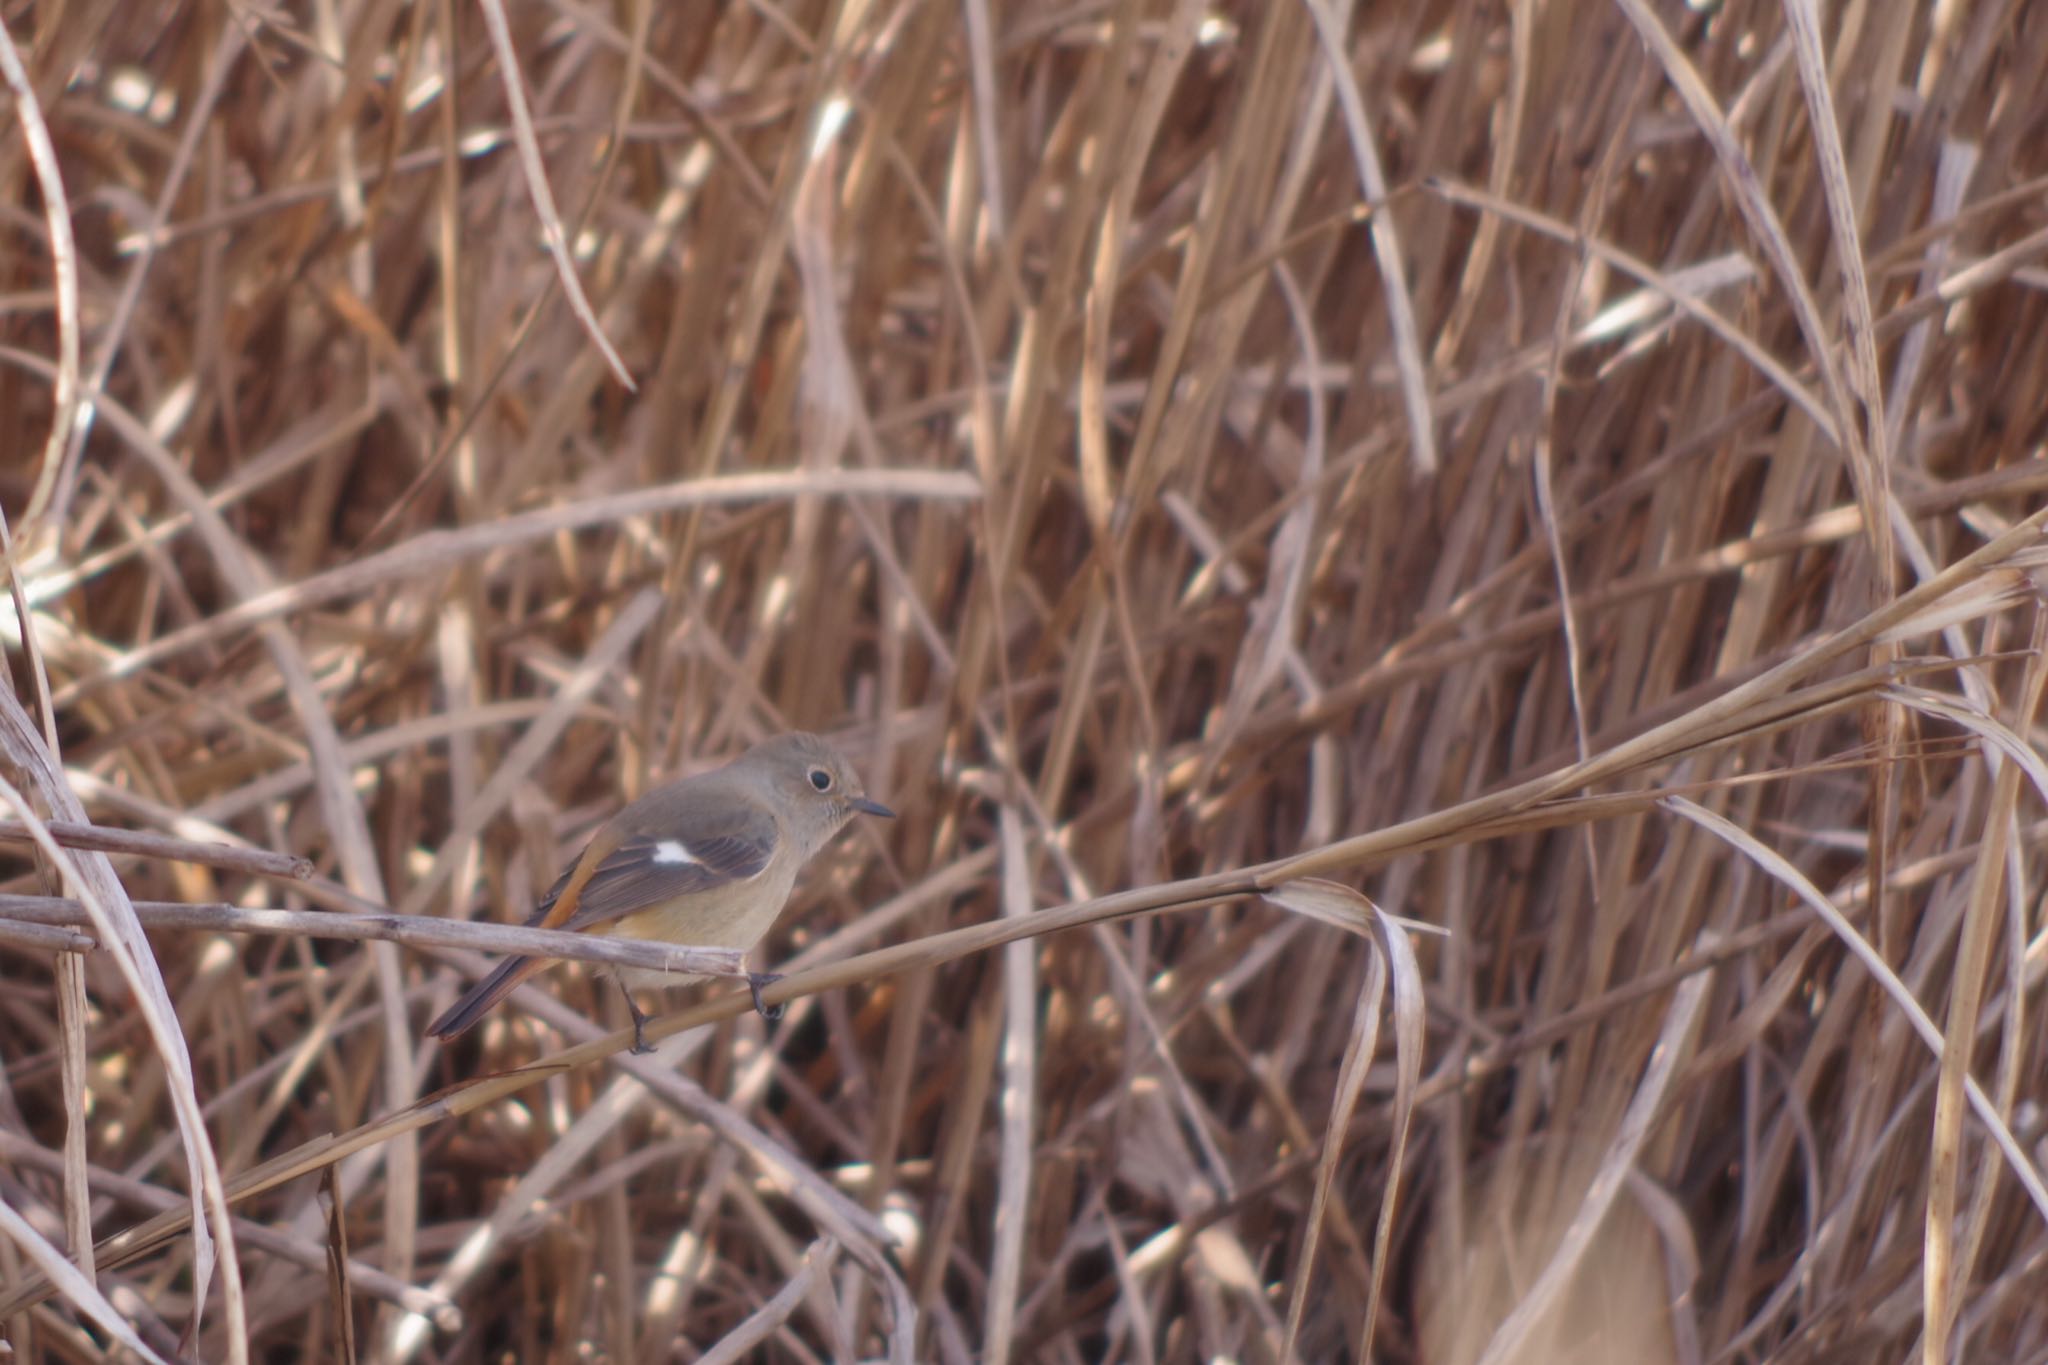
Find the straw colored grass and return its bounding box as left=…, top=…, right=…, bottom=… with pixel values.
left=3, top=1, right=2047, bottom=1362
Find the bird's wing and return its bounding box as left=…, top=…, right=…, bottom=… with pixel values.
left=529, top=800, right=778, bottom=934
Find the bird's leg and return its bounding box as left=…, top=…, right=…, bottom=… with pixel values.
left=617, top=980, right=656, bottom=1055
left=747, top=971, right=785, bottom=1021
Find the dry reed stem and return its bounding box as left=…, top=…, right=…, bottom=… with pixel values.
left=0, top=896, right=747, bottom=982
left=5, top=2, right=2048, bottom=1362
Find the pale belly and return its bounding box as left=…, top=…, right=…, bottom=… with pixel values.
left=594, top=869, right=796, bottom=993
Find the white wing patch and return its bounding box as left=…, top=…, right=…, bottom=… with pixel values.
left=652, top=840, right=700, bottom=865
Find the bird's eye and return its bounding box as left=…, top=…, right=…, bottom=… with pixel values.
left=809, top=767, right=833, bottom=792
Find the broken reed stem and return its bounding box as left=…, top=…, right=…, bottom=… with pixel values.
left=0, top=917, right=98, bottom=953
left=0, top=818, right=313, bottom=879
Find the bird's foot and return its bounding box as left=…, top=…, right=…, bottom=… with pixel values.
left=621, top=985, right=657, bottom=1055
left=748, top=972, right=785, bottom=1021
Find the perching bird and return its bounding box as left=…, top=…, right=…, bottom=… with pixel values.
left=427, top=732, right=894, bottom=1053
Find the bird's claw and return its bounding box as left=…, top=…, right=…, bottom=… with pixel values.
left=748, top=971, right=785, bottom=1021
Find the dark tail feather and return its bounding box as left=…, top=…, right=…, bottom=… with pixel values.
left=427, top=955, right=548, bottom=1039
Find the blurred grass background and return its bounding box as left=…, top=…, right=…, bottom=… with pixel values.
left=4, top=0, right=2048, bottom=1361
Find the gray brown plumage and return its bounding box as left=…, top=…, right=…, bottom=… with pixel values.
left=427, top=732, right=892, bottom=1052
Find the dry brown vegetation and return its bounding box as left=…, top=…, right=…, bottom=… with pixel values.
left=3, top=0, right=2048, bottom=1361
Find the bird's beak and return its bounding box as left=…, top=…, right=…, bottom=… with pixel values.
left=851, top=796, right=896, bottom=819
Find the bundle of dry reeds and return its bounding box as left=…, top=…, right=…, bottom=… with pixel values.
left=3, top=1, right=2047, bottom=1361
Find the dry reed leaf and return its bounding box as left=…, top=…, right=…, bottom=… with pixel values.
left=1924, top=616, right=2048, bottom=1359
left=473, top=0, right=632, bottom=390
left=0, top=1195, right=166, bottom=1364
left=1664, top=797, right=2048, bottom=1224
left=1613, top=0, right=1878, bottom=533
left=0, top=691, right=245, bottom=1356
left=0, top=16, right=80, bottom=535
left=319, top=1165, right=357, bottom=1365
left=1880, top=685, right=2048, bottom=804
left=1426, top=178, right=1838, bottom=443
left=1301, top=0, right=1434, bottom=474
left=1262, top=879, right=1423, bottom=1361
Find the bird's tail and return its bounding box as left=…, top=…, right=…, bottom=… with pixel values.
left=427, top=955, right=549, bottom=1040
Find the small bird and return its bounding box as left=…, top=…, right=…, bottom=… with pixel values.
left=427, top=731, right=894, bottom=1053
